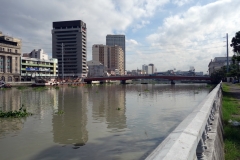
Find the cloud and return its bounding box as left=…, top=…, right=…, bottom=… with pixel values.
left=132, top=20, right=150, bottom=32
left=1, top=0, right=238, bottom=73
left=126, top=39, right=139, bottom=45
left=0, top=0, right=169, bottom=60
left=143, top=0, right=240, bottom=72
left=172, top=0, right=192, bottom=6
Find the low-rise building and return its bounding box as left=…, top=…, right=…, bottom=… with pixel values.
left=87, top=60, right=107, bottom=77
left=21, top=49, right=58, bottom=81
left=0, top=31, right=21, bottom=82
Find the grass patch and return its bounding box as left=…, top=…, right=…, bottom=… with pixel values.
left=222, top=83, right=240, bottom=160
left=222, top=83, right=230, bottom=92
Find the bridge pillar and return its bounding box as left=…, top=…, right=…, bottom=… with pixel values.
left=171, top=80, right=175, bottom=85
left=121, top=80, right=126, bottom=84
left=86, top=81, right=92, bottom=84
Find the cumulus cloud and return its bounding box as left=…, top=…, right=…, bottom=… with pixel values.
left=0, top=0, right=168, bottom=60
left=172, top=0, right=192, bottom=6
left=142, top=0, right=240, bottom=72
left=132, top=20, right=150, bottom=32
left=1, top=0, right=238, bottom=73
left=126, top=39, right=139, bottom=45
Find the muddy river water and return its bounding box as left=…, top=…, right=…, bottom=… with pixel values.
left=0, top=84, right=213, bottom=160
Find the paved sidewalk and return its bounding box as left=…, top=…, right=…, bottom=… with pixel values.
left=223, top=82, right=240, bottom=99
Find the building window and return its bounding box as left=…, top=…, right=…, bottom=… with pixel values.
left=8, top=76, right=12, bottom=82
left=1, top=76, right=5, bottom=81
left=15, top=50, right=17, bottom=53
left=15, top=57, right=18, bottom=73
left=0, top=56, right=3, bottom=72
left=7, top=57, right=11, bottom=73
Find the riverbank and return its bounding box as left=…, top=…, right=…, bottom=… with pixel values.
left=222, top=82, right=240, bottom=160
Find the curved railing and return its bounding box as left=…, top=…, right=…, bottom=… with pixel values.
left=146, top=82, right=223, bottom=160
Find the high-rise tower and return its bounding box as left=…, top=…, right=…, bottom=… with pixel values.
left=106, top=35, right=125, bottom=73
left=52, top=20, right=87, bottom=78
left=92, top=44, right=124, bottom=75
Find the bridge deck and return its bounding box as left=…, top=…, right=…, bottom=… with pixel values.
left=84, top=75, right=211, bottom=82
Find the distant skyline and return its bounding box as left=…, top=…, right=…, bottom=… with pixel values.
left=0, top=0, right=239, bottom=73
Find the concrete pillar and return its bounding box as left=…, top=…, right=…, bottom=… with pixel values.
left=121, top=80, right=126, bottom=84
left=87, top=81, right=92, bottom=84
left=171, top=80, right=175, bottom=85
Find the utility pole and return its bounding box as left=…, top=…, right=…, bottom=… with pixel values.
left=62, top=43, right=64, bottom=80
left=226, top=33, right=229, bottom=73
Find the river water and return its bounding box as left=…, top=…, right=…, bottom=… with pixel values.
left=0, top=84, right=213, bottom=160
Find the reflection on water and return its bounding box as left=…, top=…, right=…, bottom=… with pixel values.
left=89, top=85, right=127, bottom=130
left=0, top=84, right=213, bottom=160
left=52, top=87, right=88, bottom=147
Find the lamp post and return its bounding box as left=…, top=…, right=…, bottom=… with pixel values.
left=62, top=43, right=64, bottom=80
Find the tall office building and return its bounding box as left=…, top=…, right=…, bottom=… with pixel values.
left=106, top=35, right=125, bottom=73
left=92, top=44, right=124, bottom=75
left=52, top=20, right=87, bottom=78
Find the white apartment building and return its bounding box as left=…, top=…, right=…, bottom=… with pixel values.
left=23, top=49, right=49, bottom=60
left=92, top=44, right=124, bottom=75
left=142, top=64, right=155, bottom=74
left=87, top=60, right=107, bottom=77
left=208, top=57, right=232, bottom=75
left=142, top=64, right=148, bottom=74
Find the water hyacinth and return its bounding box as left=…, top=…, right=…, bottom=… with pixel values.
left=0, top=107, right=33, bottom=118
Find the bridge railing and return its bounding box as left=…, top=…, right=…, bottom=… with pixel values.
left=145, top=82, right=223, bottom=160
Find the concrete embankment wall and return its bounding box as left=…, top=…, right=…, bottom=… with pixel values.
left=8, top=82, right=33, bottom=87
left=146, top=83, right=224, bottom=160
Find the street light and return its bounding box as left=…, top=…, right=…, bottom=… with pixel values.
left=62, top=43, right=64, bottom=80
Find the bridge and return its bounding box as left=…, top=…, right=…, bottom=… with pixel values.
left=84, top=75, right=211, bottom=84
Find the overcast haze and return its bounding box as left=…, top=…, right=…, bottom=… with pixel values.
left=0, top=0, right=239, bottom=73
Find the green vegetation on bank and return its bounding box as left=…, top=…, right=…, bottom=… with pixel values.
left=0, top=106, right=33, bottom=118
left=32, top=86, right=48, bottom=91
left=222, top=83, right=240, bottom=160
left=16, top=86, right=28, bottom=90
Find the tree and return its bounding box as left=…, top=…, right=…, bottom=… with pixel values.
left=230, top=31, right=240, bottom=54
left=230, top=31, right=240, bottom=80
left=210, top=66, right=227, bottom=84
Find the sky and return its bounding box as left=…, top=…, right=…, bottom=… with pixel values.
left=0, top=0, right=240, bottom=74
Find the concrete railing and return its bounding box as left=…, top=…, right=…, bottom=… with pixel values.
left=146, top=82, right=224, bottom=160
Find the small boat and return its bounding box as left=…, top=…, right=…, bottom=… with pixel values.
left=0, top=81, right=12, bottom=88
left=32, top=79, right=59, bottom=87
